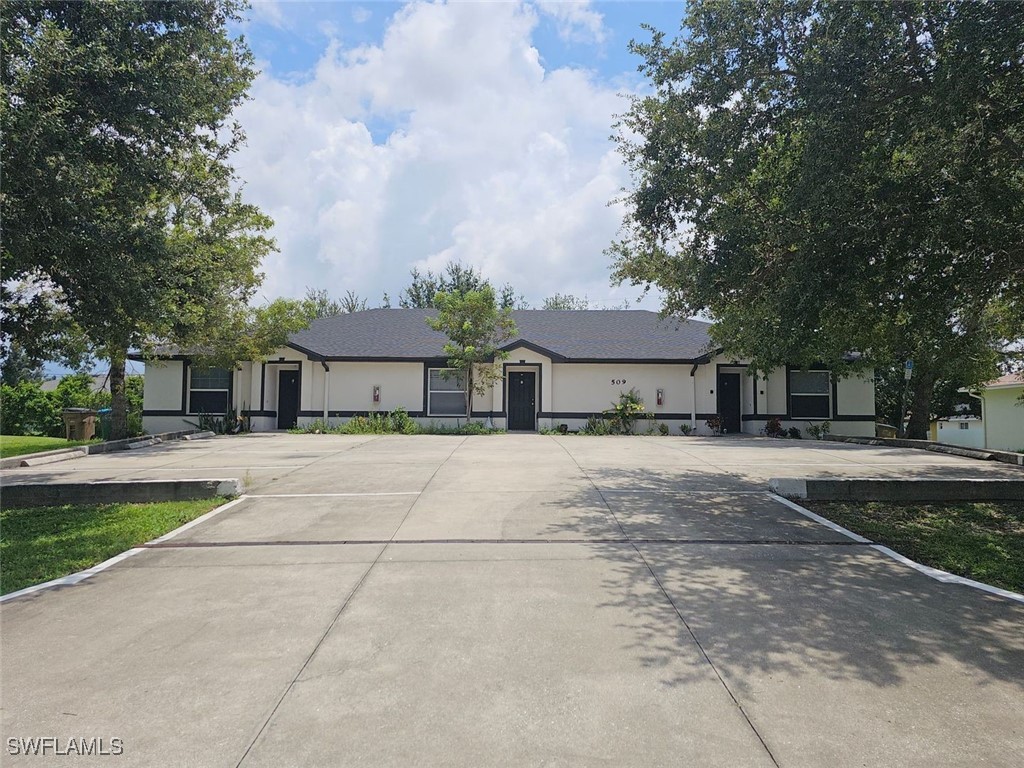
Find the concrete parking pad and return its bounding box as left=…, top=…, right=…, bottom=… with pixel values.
left=2, top=433, right=1022, bottom=767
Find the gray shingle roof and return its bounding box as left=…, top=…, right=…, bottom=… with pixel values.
left=287, top=309, right=713, bottom=362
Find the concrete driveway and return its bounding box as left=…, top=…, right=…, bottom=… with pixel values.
left=2, top=435, right=1022, bottom=767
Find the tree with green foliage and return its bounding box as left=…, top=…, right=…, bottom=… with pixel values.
left=2, top=0, right=274, bottom=440
left=0, top=342, right=45, bottom=387
left=611, top=0, right=1023, bottom=439
left=400, top=262, right=525, bottom=310
left=542, top=293, right=592, bottom=311
left=426, top=286, right=518, bottom=420
left=302, top=288, right=369, bottom=318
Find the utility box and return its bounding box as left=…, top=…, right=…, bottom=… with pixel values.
left=62, top=408, right=97, bottom=441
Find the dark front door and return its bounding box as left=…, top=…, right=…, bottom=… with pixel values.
left=277, top=370, right=299, bottom=429
left=507, top=371, right=536, bottom=431
left=717, top=372, right=741, bottom=434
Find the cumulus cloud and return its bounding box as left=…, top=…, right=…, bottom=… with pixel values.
left=234, top=0, right=645, bottom=307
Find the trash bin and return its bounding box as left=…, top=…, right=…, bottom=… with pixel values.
left=97, top=408, right=112, bottom=440
left=62, top=408, right=97, bottom=441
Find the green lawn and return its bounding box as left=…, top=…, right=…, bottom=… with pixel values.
left=1, top=499, right=224, bottom=595
left=0, top=435, right=94, bottom=459
left=802, top=500, right=1024, bottom=594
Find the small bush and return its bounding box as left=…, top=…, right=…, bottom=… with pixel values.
left=679, top=423, right=693, bottom=436
left=581, top=416, right=612, bottom=435
left=806, top=420, right=831, bottom=440
left=787, top=426, right=802, bottom=439
left=658, top=423, right=669, bottom=436
left=763, top=417, right=785, bottom=438
left=705, top=415, right=722, bottom=435
left=603, top=388, right=652, bottom=434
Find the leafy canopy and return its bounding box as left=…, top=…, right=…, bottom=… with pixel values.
left=611, top=0, right=1023, bottom=437
left=1, top=0, right=276, bottom=438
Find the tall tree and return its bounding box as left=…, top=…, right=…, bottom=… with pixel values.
left=426, top=286, right=518, bottom=421
left=400, top=261, right=523, bottom=309
left=2, top=0, right=274, bottom=439
left=611, top=0, right=1024, bottom=438
left=0, top=342, right=45, bottom=387
left=543, top=293, right=592, bottom=310
left=302, top=288, right=368, bottom=318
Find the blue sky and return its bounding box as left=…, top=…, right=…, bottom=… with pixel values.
left=226, top=1, right=687, bottom=309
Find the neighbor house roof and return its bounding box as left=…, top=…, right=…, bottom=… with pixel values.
left=961, top=374, right=1024, bottom=393
left=286, top=309, right=714, bottom=362
left=980, top=374, right=1024, bottom=391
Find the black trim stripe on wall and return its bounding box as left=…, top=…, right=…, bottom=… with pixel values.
left=539, top=412, right=695, bottom=420
left=297, top=410, right=427, bottom=419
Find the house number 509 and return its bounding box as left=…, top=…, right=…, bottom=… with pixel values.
left=611, top=378, right=627, bottom=385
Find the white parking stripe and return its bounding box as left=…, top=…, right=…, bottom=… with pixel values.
left=768, top=492, right=1024, bottom=604
left=247, top=492, right=422, bottom=498
left=0, top=496, right=247, bottom=603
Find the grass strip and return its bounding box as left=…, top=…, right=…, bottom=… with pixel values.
left=802, top=500, right=1024, bottom=594
left=1, top=499, right=224, bottom=595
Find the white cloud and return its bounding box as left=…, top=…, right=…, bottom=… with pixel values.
left=535, top=0, right=606, bottom=44
left=235, top=0, right=649, bottom=308
left=351, top=6, right=372, bottom=24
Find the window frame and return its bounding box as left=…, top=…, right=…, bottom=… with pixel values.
left=188, top=366, right=232, bottom=416
left=427, top=367, right=467, bottom=417
left=788, top=369, right=831, bottom=420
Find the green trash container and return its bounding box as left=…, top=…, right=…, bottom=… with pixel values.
left=97, top=408, right=112, bottom=440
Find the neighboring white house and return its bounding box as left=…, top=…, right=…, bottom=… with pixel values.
left=932, top=415, right=985, bottom=450
left=135, top=309, right=875, bottom=436
left=962, top=375, right=1024, bottom=453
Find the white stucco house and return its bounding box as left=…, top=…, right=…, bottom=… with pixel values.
left=962, top=375, right=1024, bottom=453
left=932, top=415, right=985, bottom=450
left=136, top=309, right=875, bottom=436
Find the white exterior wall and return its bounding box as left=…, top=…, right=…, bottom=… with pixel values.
left=327, top=362, right=425, bottom=416
left=142, top=360, right=184, bottom=412
left=548, top=362, right=692, bottom=432
left=140, top=360, right=192, bottom=434
left=141, top=346, right=878, bottom=437
left=979, top=387, right=1024, bottom=453
left=935, top=420, right=985, bottom=450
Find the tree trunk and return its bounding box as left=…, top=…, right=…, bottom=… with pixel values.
left=109, top=348, right=129, bottom=441
left=904, top=369, right=935, bottom=440
left=465, top=366, right=473, bottom=422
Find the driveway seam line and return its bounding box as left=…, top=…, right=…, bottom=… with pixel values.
left=552, top=438, right=781, bottom=767
left=234, top=436, right=469, bottom=766
left=388, top=436, right=469, bottom=540
left=233, top=545, right=387, bottom=768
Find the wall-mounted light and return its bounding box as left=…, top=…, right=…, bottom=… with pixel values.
left=372, top=385, right=381, bottom=403
left=656, top=388, right=664, bottom=406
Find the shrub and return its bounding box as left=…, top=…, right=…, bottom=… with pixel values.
left=658, top=423, right=669, bottom=436
left=679, top=423, right=693, bottom=436
left=806, top=420, right=831, bottom=440
left=603, top=388, right=651, bottom=434
left=705, top=415, right=722, bottom=435
left=0, top=373, right=143, bottom=437
left=763, top=417, right=785, bottom=438
left=581, top=415, right=612, bottom=435
left=787, top=427, right=802, bottom=439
